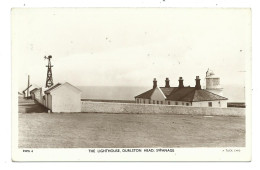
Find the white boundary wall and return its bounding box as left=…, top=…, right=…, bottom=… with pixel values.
left=81, top=101, right=245, bottom=117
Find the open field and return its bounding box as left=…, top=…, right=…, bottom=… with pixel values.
left=19, top=112, right=245, bottom=148
left=18, top=98, right=245, bottom=148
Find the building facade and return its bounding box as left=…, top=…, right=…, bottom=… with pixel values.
left=44, top=82, right=82, bottom=112
left=135, top=73, right=228, bottom=108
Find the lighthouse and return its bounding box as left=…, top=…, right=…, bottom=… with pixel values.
left=205, top=69, right=223, bottom=96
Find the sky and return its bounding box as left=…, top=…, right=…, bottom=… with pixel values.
left=12, top=8, right=251, bottom=91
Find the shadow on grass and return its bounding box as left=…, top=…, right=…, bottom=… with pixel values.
left=25, top=104, right=48, bottom=113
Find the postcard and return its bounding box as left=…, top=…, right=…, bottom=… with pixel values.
left=11, top=8, right=251, bottom=161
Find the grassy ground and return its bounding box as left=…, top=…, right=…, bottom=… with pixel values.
left=19, top=101, right=245, bottom=148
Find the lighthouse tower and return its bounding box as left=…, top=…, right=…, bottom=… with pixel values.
left=205, top=69, right=223, bottom=96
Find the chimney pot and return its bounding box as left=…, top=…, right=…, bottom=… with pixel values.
left=178, top=77, right=184, bottom=88
left=165, top=77, right=170, bottom=87
left=195, top=76, right=201, bottom=89
left=153, top=78, right=157, bottom=89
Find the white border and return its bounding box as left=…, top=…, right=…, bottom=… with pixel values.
left=1, top=0, right=260, bottom=169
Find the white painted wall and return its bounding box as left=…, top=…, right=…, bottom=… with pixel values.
left=151, top=87, right=166, bottom=101
left=192, top=100, right=227, bottom=108
left=205, top=77, right=223, bottom=96
left=136, top=98, right=150, bottom=104
left=46, top=94, right=52, bottom=110
left=81, top=101, right=245, bottom=117
left=165, top=100, right=192, bottom=106
left=150, top=87, right=166, bottom=104
left=136, top=87, right=166, bottom=105
left=50, top=83, right=81, bottom=112
left=136, top=98, right=166, bottom=105
left=206, top=77, right=221, bottom=89
left=33, top=89, right=43, bottom=104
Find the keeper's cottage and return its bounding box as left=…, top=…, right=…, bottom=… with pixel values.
left=135, top=70, right=228, bottom=108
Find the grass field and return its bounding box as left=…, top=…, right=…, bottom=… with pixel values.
left=19, top=112, right=245, bottom=148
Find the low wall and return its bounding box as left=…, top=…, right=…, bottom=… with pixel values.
left=81, top=101, right=245, bottom=117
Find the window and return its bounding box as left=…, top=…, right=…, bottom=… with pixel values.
left=153, top=100, right=155, bottom=104
left=161, top=101, right=163, bottom=104
left=175, top=102, right=178, bottom=105
left=168, top=101, right=170, bottom=105
left=157, top=101, right=159, bottom=104
left=186, top=103, right=189, bottom=106
left=143, top=100, right=145, bottom=104
left=208, top=102, right=212, bottom=107
left=149, top=100, right=151, bottom=104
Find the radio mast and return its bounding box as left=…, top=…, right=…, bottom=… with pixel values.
left=44, top=55, right=54, bottom=88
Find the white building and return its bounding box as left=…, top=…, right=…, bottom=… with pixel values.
left=22, top=84, right=39, bottom=98
left=30, top=88, right=44, bottom=104
left=205, top=68, right=223, bottom=96
left=44, top=82, right=82, bottom=113
left=135, top=74, right=228, bottom=108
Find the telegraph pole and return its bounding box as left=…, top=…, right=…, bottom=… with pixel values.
left=44, top=55, right=54, bottom=88
left=27, top=75, right=30, bottom=98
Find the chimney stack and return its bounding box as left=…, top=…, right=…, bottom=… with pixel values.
left=195, top=76, right=201, bottom=90
left=165, top=77, right=170, bottom=88
left=153, top=78, right=157, bottom=89
left=178, top=77, right=184, bottom=88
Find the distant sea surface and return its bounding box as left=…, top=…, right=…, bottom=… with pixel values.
left=77, top=85, right=245, bottom=103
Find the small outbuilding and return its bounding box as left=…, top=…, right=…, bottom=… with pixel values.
left=22, top=84, right=39, bottom=98
left=44, top=82, right=81, bottom=113
left=30, top=88, right=43, bottom=104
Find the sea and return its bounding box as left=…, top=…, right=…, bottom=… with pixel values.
left=77, top=85, right=245, bottom=103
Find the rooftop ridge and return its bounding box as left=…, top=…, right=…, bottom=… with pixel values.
left=201, top=89, right=228, bottom=100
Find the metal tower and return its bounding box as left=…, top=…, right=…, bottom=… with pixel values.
left=44, top=55, right=54, bottom=88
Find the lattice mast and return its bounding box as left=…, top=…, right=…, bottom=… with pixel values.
left=44, top=55, right=54, bottom=88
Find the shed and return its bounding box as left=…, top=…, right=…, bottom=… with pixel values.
left=22, top=84, right=39, bottom=98
left=44, top=82, right=81, bottom=113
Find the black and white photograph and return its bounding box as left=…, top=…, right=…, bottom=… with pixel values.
left=11, top=7, right=251, bottom=161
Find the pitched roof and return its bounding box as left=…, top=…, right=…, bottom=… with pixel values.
left=192, top=90, right=228, bottom=102
left=135, top=88, right=156, bottom=99
left=44, top=82, right=81, bottom=94
left=23, top=84, right=40, bottom=92
left=167, top=87, right=228, bottom=102
left=159, top=87, right=176, bottom=97
left=30, top=88, right=39, bottom=93
left=22, top=85, right=32, bottom=92
left=167, top=87, right=196, bottom=101
left=64, top=82, right=82, bottom=92
left=135, top=87, right=176, bottom=99
left=44, top=83, right=61, bottom=93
